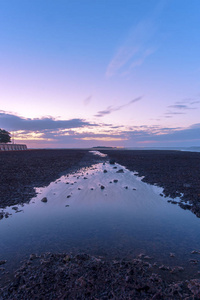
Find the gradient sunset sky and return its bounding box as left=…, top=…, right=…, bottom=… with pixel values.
left=0, top=0, right=200, bottom=148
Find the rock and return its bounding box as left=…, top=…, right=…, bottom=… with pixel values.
left=41, top=197, right=47, bottom=203
left=109, top=159, right=115, bottom=164
left=190, top=259, right=198, bottom=264
left=29, top=254, right=37, bottom=260
left=159, top=265, right=170, bottom=271
left=116, top=169, right=124, bottom=173
left=12, top=206, right=18, bottom=210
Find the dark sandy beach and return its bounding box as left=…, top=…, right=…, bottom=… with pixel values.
left=0, top=149, right=200, bottom=299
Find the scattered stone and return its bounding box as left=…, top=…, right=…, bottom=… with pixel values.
left=67, top=195, right=71, bottom=198
left=124, top=186, right=128, bottom=189
left=133, top=188, right=136, bottom=190
left=65, top=205, right=70, bottom=207
left=116, top=169, right=124, bottom=173
left=12, top=206, right=18, bottom=211
left=171, top=266, right=184, bottom=274
left=113, top=179, right=118, bottom=183
left=103, top=170, right=108, bottom=173
left=0, top=260, right=7, bottom=265
left=83, top=177, right=88, bottom=179
left=190, top=259, right=198, bottom=264
left=109, top=159, right=115, bottom=164
left=78, top=188, right=81, bottom=190
left=29, top=254, right=37, bottom=260
left=160, top=193, right=164, bottom=197
left=159, top=265, right=170, bottom=271
left=41, top=197, right=48, bottom=203
left=100, top=185, right=105, bottom=190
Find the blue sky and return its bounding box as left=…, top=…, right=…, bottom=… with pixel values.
left=0, top=0, right=200, bottom=148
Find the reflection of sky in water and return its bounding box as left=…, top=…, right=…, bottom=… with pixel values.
left=0, top=156, right=200, bottom=280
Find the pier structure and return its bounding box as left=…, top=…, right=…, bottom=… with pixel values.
left=0, top=143, right=27, bottom=151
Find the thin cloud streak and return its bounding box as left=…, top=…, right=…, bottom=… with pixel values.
left=95, top=96, right=142, bottom=117
left=105, top=7, right=159, bottom=77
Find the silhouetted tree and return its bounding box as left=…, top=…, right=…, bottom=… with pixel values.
left=0, top=129, right=11, bottom=143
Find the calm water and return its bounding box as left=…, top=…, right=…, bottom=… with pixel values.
left=0, top=153, right=200, bottom=282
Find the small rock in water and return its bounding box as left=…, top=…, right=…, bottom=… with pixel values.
left=41, top=197, right=48, bottom=203
left=109, top=159, right=115, bottom=165
left=116, top=169, right=124, bottom=173
left=12, top=206, right=18, bottom=211
left=100, top=185, right=105, bottom=190
left=113, top=179, right=118, bottom=183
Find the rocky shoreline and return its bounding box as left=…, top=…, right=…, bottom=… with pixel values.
left=0, top=149, right=106, bottom=209
left=1, top=252, right=200, bottom=299
left=101, top=150, right=200, bottom=218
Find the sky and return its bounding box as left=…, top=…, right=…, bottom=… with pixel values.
left=0, top=0, right=200, bottom=148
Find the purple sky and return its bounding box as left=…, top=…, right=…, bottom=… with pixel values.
left=0, top=0, right=200, bottom=148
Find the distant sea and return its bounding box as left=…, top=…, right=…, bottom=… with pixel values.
left=125, top=146, right=200, bottom=152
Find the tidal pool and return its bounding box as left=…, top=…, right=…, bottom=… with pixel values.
left=0, top=152, right=200, bottom=282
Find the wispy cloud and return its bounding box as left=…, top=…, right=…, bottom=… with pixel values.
left=163, top=97, right=200, bottom=118
left=168, top=104, right=195, bottom=110
left=83, top=95, right=92, bottom=106
left=95, top=96, right=142, bottom=117
left=105, top=11, right=159, bottom=77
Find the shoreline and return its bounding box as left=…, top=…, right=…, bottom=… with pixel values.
left=0, top=149, right=106, bottom=210
left=101, top=149, right=200, bottom=218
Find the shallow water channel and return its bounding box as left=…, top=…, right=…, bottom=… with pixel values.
left=0, top=152, right=200, bottom=282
